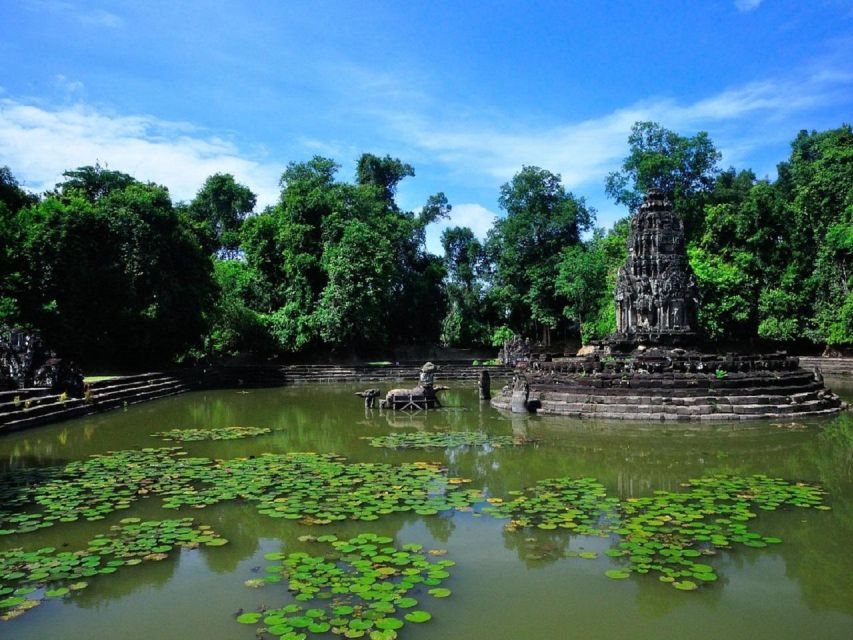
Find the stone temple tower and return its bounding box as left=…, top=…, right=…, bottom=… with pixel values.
left=610, top=188, right=699, bottom=348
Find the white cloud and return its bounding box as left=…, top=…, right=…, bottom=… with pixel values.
left=381, top=70, right=852, bottom=192
left=27, top=1, right=124, bottom=28
left=424, top=202, right=497, bottom=255
left=77, top=8, right=123, bottom=28
left=0, top=100, right=282, bottom=206
left=54, top=74, right=84, bottom=94
left=734, top=0, right=763, bottom=12
left=441, top=203, right=497, bottom=240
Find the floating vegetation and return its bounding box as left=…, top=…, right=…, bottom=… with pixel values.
left=364, top=430, right=531, bottom=450
left=238, top=533, right=454, bottom=638
left=481, top=473, right=830, bottom=590
left=151, top=426, right=272, bottom=441
left=0, top=518, right=225, bottom=620
left=0, top=448, right=481, bottom=534
left=165, top=453, right=483, bottom=524
left=483, top=477, right=619, bottom=534
left=0, top=448, right=194, bottom=535
left=603, top=474, right=829, bottom=590
left=0, top=441, right=833, bottom=601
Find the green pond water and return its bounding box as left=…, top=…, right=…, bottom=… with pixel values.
left=1, top=379, right=852, bottom=639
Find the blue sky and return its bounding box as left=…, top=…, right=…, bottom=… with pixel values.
left=1, top=0, right=852, bottom=253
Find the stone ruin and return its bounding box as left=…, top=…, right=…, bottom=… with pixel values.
left=492, top=190, right=844, bottom=421
left=0, top=326, right=84, bottom=395
left=356, top=362, right=448, bottom=411
left=612, top=188, right=698, bottom=348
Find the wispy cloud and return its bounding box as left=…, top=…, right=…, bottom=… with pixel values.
left=379, top=69, right=853, bottom=192
left=1, top=56, right=850, bottom=239
left=54, top=74, right=84, bottom=94
left=0, top=100, right=282, bottom=206
left=423, top=203, right=497, bottom=255
left=734, top=0, right=763, bottom=13
left=27, top=1, right=124, bottom=28
left=440, top=203, right=497, bottom=240
left=77, top=8, right=123, bottom=28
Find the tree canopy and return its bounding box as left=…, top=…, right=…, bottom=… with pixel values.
left=1, top=121, right=852, bottom=369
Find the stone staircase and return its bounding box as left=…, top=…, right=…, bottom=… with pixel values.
left=278, top=363, right=513, bottom=384
left=528, top=388, right=843, bottom=421
left=799, top=356, right=853, bottom=376
left=492, top=371, right=844, bottom=421
left=0, top=372, right=188, bottom=434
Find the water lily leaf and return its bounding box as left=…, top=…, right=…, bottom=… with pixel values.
left=404, top=610, right=432, bottom=623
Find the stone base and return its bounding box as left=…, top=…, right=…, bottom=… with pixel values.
left=491, top=349, right=845, bottom=421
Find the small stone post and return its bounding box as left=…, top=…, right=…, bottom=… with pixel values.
left=478, top=369, right=491, bottom=400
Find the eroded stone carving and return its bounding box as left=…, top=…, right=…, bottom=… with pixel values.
left=380, top=362, right=446, bottom=410
left=0, top=327, right=83, bottom=394
left=611, top=189, right=699, bottom=348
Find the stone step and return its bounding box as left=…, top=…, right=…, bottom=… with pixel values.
left=538, top=390, right=824, bottom=406
left=536, top=381, right=824, bottom=399
left=0, top=383, right=189, bottom=434
left=0, top=387, right=53, bottom=404
left=88, top=376, right=183, bottom=397
left=0, top=396, right=89, bottom=425
left=86, top=372, right=169, bottom=389
left=531, top=395, right=841, bottom=419
left=87, top=372, right=177, bottom=390
left=0, top=375, right=181, bottom=422
left=92, top=383, right=188, bottom=412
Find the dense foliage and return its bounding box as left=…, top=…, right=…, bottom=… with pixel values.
left=0, top=122, right=851, bottom=368
left=1, top=165, right=214, bottom=366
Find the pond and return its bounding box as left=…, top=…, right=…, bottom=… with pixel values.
left=1, top=379, right=852, bottom=640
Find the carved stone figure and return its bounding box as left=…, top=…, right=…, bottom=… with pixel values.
left=380, top=362, right=446, bottom=410
left=354, top=388, right=381, bottom=408
left=611, top=189, right=699, bottom=348
left=500, top=337, right=532, bottom=366
left=0, top=327, right=83, bottom=394
left=510, top=374, right=530, bottom=413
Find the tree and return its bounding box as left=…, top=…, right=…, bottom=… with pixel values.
left=487, top=166, right=594, bottom=344
left=0, top=166, right=38, bottom=213
left=440, top=226, right=494, bottom=346
left=556, top=219, right=628, bottom=343
left=356, top=154, right=414, bottom=202
left=768, top=126, right=853, bottom=345
left=315, top=220, right=395, bottom=346
left=56, top=164, right=136, bottom=202
left=185, top=173, right=256, bottom=256
left=605, top=121, right=721, bottom=239
left=0, top=167, right=38, bottom=323
left=204, top=260, right=272, bottom=357
left=238, top=154, right=448, bottom=354
left=14, top=171, right=215, bottom=366
left=691, top=179, right=782, bottom=341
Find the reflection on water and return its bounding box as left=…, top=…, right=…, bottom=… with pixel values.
left=1, top=378, right=852, bottom=639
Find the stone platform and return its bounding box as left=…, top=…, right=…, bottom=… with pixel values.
left=492, top=189, right=845, bottom=422
left=491, top=350, right=845, bottom=421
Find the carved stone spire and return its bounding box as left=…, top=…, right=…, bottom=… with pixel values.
left=610, top=189, right=699, bottom=348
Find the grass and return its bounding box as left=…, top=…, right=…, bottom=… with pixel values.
left=83, top=375, right=119, bottom=383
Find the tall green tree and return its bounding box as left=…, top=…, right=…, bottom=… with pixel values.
left=440, top=226, right=495, bottom=346
left=605, top=121, right=721, bottom=239
left=0, top=167, right=38, bottom=323
left=238, top=154, right=448, bottom=354
left=487, top=166, right=593, bottom=344
left=556, top=219, right=628, bottom=343
left=14, top=170, right=214, bottom=366
left=185, top=173, right=256, bottom=256
left=782, top=125, right=853, bottom=346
